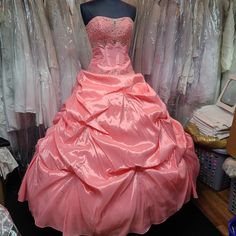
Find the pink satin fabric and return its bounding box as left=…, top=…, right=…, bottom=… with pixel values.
left=19, top=16, right=199, bottom=236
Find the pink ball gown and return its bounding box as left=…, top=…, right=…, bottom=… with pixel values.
left=18, top=16, right=200, bottom=236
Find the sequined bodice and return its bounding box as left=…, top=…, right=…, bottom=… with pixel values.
left=86, top=16, right=134, bottom=75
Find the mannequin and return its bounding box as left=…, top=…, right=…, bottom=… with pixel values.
left=80, top=0, right=136, bottom=25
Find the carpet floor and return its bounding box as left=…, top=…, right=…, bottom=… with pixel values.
left=5, top=169, right=223, bottom=236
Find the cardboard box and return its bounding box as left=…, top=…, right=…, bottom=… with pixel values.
left=227, top=111, right=236, bottom=158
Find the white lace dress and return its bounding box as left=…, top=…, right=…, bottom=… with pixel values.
left=0, top=205, right=21, bottom=236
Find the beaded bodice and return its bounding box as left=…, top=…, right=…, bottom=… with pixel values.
left=86, top=16, right=134, bottom=75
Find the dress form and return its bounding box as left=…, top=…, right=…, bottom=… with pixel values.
left=80, top=0, right=136, bottom=25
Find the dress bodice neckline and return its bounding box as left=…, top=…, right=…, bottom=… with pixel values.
left=85, top=16, right=134, bottom=29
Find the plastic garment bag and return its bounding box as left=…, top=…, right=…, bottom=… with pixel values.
left=177, top=0, right=222, bottom=124
left=142, top=1, right=161, bottom=76
left=0, top=0, right=21, bottom=132
left=155, top=0, right=179, bottom=103
left=13, top=0, right=36, bottom=113
left=45, top=0, right=82, bottom=104
left=71, top=0, right=92, bottom=69
left=23, top=0, right=59, bottom=127
left=221, top=0, right=235, bottom=73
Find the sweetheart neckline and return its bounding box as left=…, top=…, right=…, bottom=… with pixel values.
left=85, top=16, right=134, bottom=29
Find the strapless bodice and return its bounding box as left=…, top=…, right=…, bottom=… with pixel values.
left=86, top=16, right=134, bottom=75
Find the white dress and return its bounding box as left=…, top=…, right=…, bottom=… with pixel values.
left=221, top=0, right=234, bottom=73
left=0, top=0, right=20, bottom=132
left=24, top=0, right=58, bottom=127
left=157, top=0, right=179, bottom=104
left=149, top=0, right=169, bottom=97
left=176, top=0, right=222, bottom=124
left=45, top=0, right=82, bottom=104
left=142, top=1, right=161, bottom=76
left=13, top=0, right=36, bottom=113
left=35, top=0, right=61, bottom=111
left=74, top=0, right=92, bottom=69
